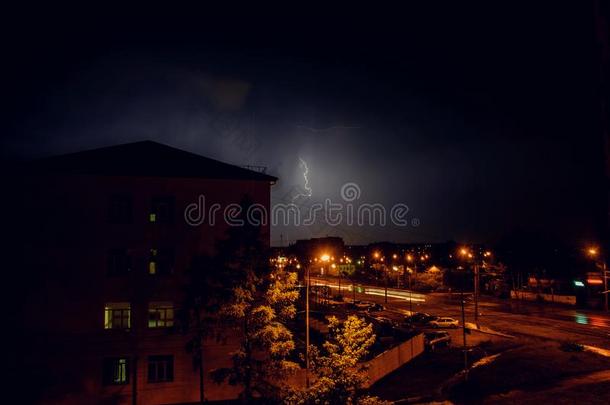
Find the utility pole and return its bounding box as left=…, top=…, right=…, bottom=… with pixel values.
left=474, top=263, right=480, bottom=323
left=384, top=266, right=388, bottom=304
left=409, top=289, right=413, bottom=316
left=460, top=288, right=468, bottom=380
left=338, top=270, right=342, bottom=297
left=305, top=265, right=310, bottom=389
left=603, top=262, right=608, bottom=311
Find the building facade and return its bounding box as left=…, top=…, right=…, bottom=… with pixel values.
left=14, top=141, right=276, bottom=404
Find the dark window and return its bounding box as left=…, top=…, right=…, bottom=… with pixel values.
left=107, top=249, right=131, bottom=276
left=150, top=196, right=175, bottom=223
left=149, top=248, right=174, bottom=275
left=103, top=357, right=130, bottom=385
left=108, top=194, right=133, bottom=224
left=148, top=355, right=174, bottom=383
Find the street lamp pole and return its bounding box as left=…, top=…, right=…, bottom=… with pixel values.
left=305, top=265, right=310, bottom=388
left=603, top=262, right=608, bottom=312
left=587, top=247, right=608, bottom=312
left=461, top=288, right=468, bottom=380
left=474, top=263, right=479, bottom=323
left=384, top=266, right=388, bottom=304
left=339, top=270, right=341, bottom=294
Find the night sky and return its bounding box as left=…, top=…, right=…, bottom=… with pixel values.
left=3, top=3, right=606, bottom=246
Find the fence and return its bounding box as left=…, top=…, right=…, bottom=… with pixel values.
left=511, top=290, right=576, bottom=305
left=364, top=333, right=425, bottom=387
left=286, top=333, right=425, bottom=389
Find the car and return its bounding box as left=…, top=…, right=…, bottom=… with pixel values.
left=429, top=317, right=459, bottom=328
left=394, top=325, right=418, bottom=340
left=405, top=312, right=437, bottom=325
left=367, top=316, right=395, bottom=336
left=347, top=300, right=374, bottom=310
left=424, top=331, right=451, bottom=350
left=366, top=303, right=385, bottom=312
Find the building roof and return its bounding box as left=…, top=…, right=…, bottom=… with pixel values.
left=26, top=141, right=278, bottom=182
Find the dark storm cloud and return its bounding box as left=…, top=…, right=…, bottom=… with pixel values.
left=2, top=2, right=605, bottom=245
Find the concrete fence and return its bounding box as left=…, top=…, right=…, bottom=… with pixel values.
left=286, top=333, right=425, bottom=389
left=364, top=333, right=425, bottom=387
left=511, top=290, right=576, bottom=305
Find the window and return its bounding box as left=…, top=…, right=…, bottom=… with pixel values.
left=148, top=302, right=174, bottom=328
left=103, top=357, right=130, bottom=385
left=104, top=303, right=131, bottom=330
left=150, top=196, right=175, bottom=223
left=107, top=249, right=131, bottom=276
left=148, top=355, right=174, bottom=383
left=148, top=248, right=174, bottom=275
left=108, top=194, right=133, bottom=224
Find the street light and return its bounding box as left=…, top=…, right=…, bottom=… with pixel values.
left=457, top=247, right=475, bottom=379
left=305, top=264, right=310, bottom=388
left=586, top=246, right=608, bottom=311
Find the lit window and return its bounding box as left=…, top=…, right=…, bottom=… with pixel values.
left=149, top=248, right=174, bottom=275
left=148, top=355, right=174, bottom=383
left=104, top=302, right=131, bottom=330
left=148, top=302, right=174, bottom=328
left=103, top=357, right=129, bottom=385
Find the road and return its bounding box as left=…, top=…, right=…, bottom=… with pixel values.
left=310, top=277, right=610, bottom=349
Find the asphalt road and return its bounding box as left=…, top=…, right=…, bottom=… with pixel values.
left=310, top=277, right=610, bottom=349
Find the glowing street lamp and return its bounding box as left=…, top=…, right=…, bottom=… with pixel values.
left=587, top=247, right=599, bottom=257
left=320, top=254, right=330, bottom=262
left=585, top=246, right=608, bottom=311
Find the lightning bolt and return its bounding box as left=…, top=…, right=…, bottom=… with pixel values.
left=293, top=157, right=312, bottom=201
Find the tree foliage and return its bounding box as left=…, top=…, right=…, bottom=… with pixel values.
left=181, top=196, right=272, bottom=402
left=285, top=315, right=387, bottom=405
left=212, top=265, right=300, bottom=401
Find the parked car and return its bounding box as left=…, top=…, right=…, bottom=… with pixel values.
left=347, top=300, right=370, bottom=310
left=429, top=317, right=459, bottom=328
left=394, top=325, right=418, bottom=340
left=366, top=315, right=395, bottom=336
left=405, top=312, right=437, bottom=325
left=366, top=303, right=385, bottom=312
left=424, top=331, right=451, bottom=349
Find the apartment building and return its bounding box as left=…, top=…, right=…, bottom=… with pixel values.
left=13, top=141, right=276, bottom=404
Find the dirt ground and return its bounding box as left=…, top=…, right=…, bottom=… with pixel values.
left=447, top=341, right=610, bottom=403
left=369, top=331, right=610, bottom=403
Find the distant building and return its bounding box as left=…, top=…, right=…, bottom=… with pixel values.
left=13, top=141, right=277, bottom=404
left=291, top=236, right=345, bottom=262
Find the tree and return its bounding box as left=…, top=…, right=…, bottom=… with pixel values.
left=181, top=255, right=230, bottom=404
left=412, top=270, right=443, bottom=291
left=181, top=196, right=270, bottom=403
left=285, top=315, right=387, bottom=405
left=211, top=265, right=300, bottom=402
